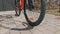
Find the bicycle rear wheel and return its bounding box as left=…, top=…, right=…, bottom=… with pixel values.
left=15, top=0, right=21, bottom=16
left=24, top=0, right=46, bottom=26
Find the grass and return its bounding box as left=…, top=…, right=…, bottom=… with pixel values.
left=46, top=9, right=60, bottom=16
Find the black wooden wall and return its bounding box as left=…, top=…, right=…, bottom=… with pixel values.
left=0, top=0, right=15, bottom=11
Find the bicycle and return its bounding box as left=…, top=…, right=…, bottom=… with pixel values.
left=0, top=0, right=46, bottom=30
left=15, top=0, right=46, bottom=27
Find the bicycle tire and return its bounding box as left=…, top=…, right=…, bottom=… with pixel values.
left=24, top=0, right=46, bottom=26
left=15, top=0, right=21, bottom=16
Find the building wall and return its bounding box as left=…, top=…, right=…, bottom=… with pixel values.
left=0, top=0, right=15, bottom=11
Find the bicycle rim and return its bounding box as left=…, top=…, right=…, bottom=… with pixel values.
left=24, top=0, right=46, bottom=26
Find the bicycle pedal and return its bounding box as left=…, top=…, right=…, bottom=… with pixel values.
left=15, top=14, right=19, bottom=16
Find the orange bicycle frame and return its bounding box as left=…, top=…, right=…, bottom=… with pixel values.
left=20, top=0, right=24, bottom=10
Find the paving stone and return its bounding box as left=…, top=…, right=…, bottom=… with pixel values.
left=0, top=11, right=60, bottom=34
left=0, top=28, right=9, bottom=34
left=21, top=30, right=31, bottom=34
left=9, top=30, right=21, bottom=34
left=55, top=31, right=60, bottom=34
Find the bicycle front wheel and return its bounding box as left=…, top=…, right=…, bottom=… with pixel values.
left=24, top=0, right=46, bottom=26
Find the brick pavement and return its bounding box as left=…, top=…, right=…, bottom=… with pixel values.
left=0, top=11, right=60, bottom=34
